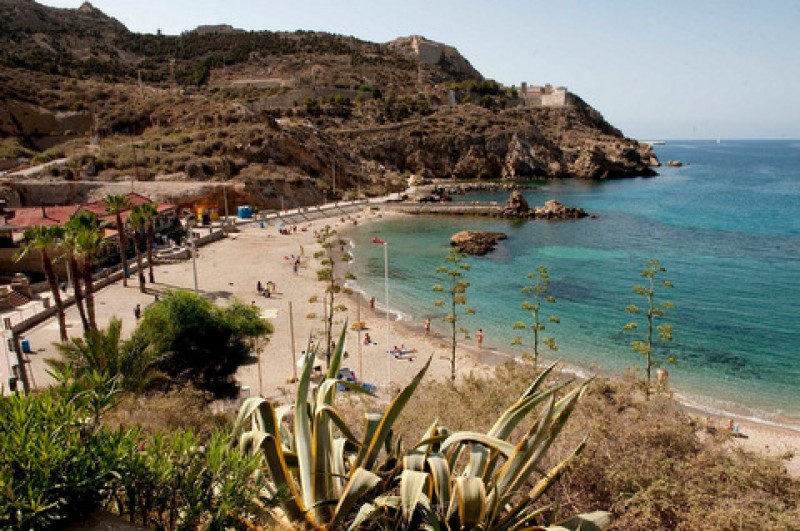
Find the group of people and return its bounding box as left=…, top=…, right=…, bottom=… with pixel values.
left=256, top=280, right=277, bottom=298
left=390, top=345, right=417, bottom=360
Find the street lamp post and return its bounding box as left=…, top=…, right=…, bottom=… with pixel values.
left=372, top=237, right=391, bottom=387
left=383, top=241, right=391, bottom=387
left=187, top=218, right=199, bottom=293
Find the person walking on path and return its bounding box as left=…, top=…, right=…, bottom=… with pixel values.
left=476, top=329, right=484, bottom=349
left=134, top=304, right=141, bottom=321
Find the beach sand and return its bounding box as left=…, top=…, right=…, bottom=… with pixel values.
left=18, top=206, right=800, bottom=475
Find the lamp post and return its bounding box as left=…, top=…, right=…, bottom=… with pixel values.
left=372, top=237, right=390, bottom=387
left=187, top=217, right=199, bottom=293
left=383, top=241, right=391, bottom=388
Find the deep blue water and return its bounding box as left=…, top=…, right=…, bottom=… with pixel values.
left=349, top=140, right=800, bottom=425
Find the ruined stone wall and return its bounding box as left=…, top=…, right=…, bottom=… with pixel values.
left=412, top=35, right=443, bottom=65
left=541, top=87, right=567, bottom=106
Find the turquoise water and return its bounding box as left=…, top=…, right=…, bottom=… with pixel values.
left=349, top=140, right=800, bottom=425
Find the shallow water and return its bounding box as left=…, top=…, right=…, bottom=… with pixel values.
left=349, top=140, right=800, bottom=425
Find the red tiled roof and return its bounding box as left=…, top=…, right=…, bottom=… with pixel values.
left=8, top=192, right=177, bottom=236
left=6, top=206, right=79, bottom=228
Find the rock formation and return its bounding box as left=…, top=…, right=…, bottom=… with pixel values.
left=532, top=200, right=587, bottom=219
left=502, top=190, right=530, bottom=216
left=502, top=135, right=542, bottom=179
left=450, top=230, right=508, bottom=255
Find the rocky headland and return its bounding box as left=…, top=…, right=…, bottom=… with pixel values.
left=0, top=0, right=658, bottom=211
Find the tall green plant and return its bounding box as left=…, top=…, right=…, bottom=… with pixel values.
left=140, top=202, right=158, bottom=283
left=433, top=247, right=475, bottom=381
left=314, top=224, right=353, bottom=365
left=65, top=211, right=104, bottom=332
left=127, top=205, right=148, bottom=293
left=512, top=265, right=560, bottom=367
left=623, top=258, right=675, bottom=399
left=105, top=193, right=132, bottom=287
left=15, top=225, right=68, bottom=341
left=49, top=317, right=162, bottom=393
left=74, top=214, right=106, bottom=330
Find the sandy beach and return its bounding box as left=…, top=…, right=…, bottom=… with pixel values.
left=17, top=204, right=800, bottom=475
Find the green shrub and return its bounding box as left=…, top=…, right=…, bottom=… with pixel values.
left=0, top=379, right=137, bottom=529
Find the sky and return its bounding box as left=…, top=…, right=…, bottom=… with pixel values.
left=38, top=0, right=800, bottom=140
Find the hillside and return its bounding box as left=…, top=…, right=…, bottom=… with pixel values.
left=0, top=0, right=658, bottom=208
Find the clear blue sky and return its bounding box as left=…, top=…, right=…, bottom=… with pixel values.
left=40, top=0, right=800, bottom=140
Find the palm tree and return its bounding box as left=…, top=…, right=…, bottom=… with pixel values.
left=105, top=194, right=132, bottom=287
left=69, top=211, right=105, bottom=330
left=140, top=202, right=158, bottom=284
left=49, top=317, right=162, bottom=393
left=127, top=205, right=147, bottom=293
left=15, top=225, right=69, bottom=341
left=62, top=220, right=90, bottom=332
left=80, top=228, right=106, bottom=330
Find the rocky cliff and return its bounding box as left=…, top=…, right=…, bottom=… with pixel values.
left=0, top=0, right=658, bottom=209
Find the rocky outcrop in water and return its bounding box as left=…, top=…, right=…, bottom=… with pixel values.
left=502, top=190, right=530, bottom=216
left=450, top=230, right=508, bottom=255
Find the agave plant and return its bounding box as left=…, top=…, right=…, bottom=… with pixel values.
left=233, top=323, right=610, bottom=530
left=233, top=321, right=425, bottom=528
left=352, top=363, right=610, bottom=530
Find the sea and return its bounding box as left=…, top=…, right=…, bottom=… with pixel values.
left=347, top=140, right=800, bottom=428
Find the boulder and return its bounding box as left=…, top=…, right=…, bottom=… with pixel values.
left=502, top=190, right=530, bottom=216
left=450, top=230, right=508, bottom=255
left=533, top=199, right=587, bottom=219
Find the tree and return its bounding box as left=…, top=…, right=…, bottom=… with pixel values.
left=73, top=213, right=105, bottom=330
left=432, top=248, right=475, bottom=381
left=313, top=225, right=353, bottom=365
left=105, top=194, right=131, bottom=287
left=62, top=219, right=90, bottom=332
left=15, top=225, right=68, bottom=341
left=126, top=205, right=147, bottom=293
left=49, top=317, right=162, bottom=393
left=623, top=258, right=675, bottom=399
left=132, top=290, right=272, bottom=396
left=512, top=265, right=560, bottom=367
left=140, top=202, right=158, bottom=283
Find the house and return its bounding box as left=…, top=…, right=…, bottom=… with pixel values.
left=0, top=192, right=179, bottom=280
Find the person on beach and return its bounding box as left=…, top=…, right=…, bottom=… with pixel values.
left=370, top=296, right=375, bottom=310
left=134, top=304, right=141, bottom=321
left=476, top=329, right=484, bottom=349
left=424, top=318, right=431, bottom=335
left=257, top=280, right=263, bottom=294
left=364, top=333, right=371, bottom=345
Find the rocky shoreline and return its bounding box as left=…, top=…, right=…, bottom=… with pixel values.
left=393, top=190, right=588, bottom=220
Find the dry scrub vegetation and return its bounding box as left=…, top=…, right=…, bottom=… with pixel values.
left=335, top=362, right=800, bottom=529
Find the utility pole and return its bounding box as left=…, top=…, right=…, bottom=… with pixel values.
left=332, top=161, right=336, bottom=197
left=131, top=143, right=138, bottom=192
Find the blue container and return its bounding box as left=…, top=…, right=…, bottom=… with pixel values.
left=21, top=339, right=31, bottom=353
left=237, top=206, right=253, bottom=219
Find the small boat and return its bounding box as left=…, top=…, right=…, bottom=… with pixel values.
left=666, top=160, right=683, bottom=167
